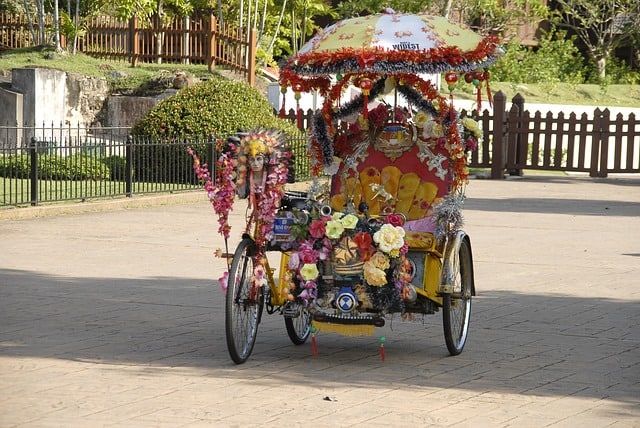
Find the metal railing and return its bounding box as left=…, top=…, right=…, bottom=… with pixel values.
left=1, top=125, right=311, bottom=207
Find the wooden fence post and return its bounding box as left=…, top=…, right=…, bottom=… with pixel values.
left=182, top=16, right=190, bottom=65
left=491, top=91, right=506, bottom=179
left=207, top=14, right=216, bottom=72
left=129, top=16, right=139, bottom=67
left=599, top=108, right=610, bottom=178
left=509, top=93, right=525, bottom=176
left=247, top=28, right=257, bottom=87
left=590, top=108, right=601, bottom=177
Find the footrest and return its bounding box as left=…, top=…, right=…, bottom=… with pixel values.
left=313, top=312, right=385, bottom=327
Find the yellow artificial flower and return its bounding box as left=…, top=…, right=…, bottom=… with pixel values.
left=364, top=265, right=387, bottom=287
left=388, top=248, right=400, bottom=258
left=368, top=251, right=390, bottom=270
left=325, top=220, right=345, bottom=239
left=300, top=263, right=319, bottom=281
left=373, top=224, right=406, bottom=254
left=414, top=111, right=429, bottom=127
left=340, top=213, right=359, bottom=229
left=462, top=117, right=482, bottom=138
left=332, top=212, right=344, bottom=221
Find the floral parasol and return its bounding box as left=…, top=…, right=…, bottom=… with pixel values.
left=281, top=11, right=501, bottom=80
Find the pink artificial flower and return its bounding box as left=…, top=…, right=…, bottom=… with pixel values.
left=436, top=137, right=447, bottom=149
left=218, top=271, right=229, bottom=294
left=299, top=240, right=319, bottom=264
left=399, top=243, right=409, bottom=255
left=465, top=137, right=478, bottom=151
left=309, top=219, right=327, bottom=239
left=288, top=252, right=300, bottom=270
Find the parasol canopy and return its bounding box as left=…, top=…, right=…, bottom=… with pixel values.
left=282, top=11, right=501, bottom=77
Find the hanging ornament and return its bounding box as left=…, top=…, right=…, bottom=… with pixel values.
left=473, top=71, right=483, bottom=112
left=359, top=77, right=372, bottom=119
left=484, top=69, right=493, bottom=107
left=336, top=72, right=343, bottom=81
left=464, top=72, right=474, bottom=84
left=293, top=83, right=303, bottom=129
left=444, top=71, right=459, bottom=104
left=378, top=336, right=386, bottom=362
left=279, top=85, right=287, bottom=118
left=310, top=325, right=319, bottom=357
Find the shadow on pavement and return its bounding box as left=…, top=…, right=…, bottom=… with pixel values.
left=465, top=197, right=640, bottom=216
left=1, top=268, right=638, bottom=409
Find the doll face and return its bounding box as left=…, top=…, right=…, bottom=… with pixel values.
left=248, top=154, right=266, bottom=172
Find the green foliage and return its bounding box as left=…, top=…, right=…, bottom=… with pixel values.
left=101, top=155, right=127, bottom=180
left=0, top=154, right=110, bottom=180
left=585, top=57, right=640, bottom=85
left=132, top=76, right=298, bottom=139
left=335, top=0, right=432, bottom=16
left=491, top=31, right=586, bottom=85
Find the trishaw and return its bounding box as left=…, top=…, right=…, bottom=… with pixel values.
left=194, top=11, right=501, bottom=364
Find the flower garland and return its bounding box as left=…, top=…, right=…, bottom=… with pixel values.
left=280, top=36, right=500, bottom=78
left=187, top=142, right=237, bottom=239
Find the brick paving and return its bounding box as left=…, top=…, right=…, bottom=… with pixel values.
left=1, top=176, right=639, bottom=427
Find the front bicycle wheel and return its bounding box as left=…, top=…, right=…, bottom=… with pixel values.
left=443, top=237, right=473, bottom=356
left=284, top=306, right=312, bottom=345
left=225, top=238, right=262, bottom=364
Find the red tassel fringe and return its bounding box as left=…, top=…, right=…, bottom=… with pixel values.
left=296, top=104, right=303, bottom=129
left=311, top=334, right=319, bottom=357
left=476, top=82, right=482, bottom=112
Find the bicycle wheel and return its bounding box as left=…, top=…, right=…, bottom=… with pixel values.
left=225, top=238, right=262, bottom=364
left=284, top=306, right=312, bottom=345
left=443, top=237, right=473, bottom=356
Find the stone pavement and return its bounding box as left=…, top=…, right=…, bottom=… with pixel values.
left=0, top=176, right=639, bottom=427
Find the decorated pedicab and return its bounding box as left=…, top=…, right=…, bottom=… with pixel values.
left=191, top=11, right=501, bottom=364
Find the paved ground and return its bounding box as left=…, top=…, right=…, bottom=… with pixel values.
left=1, top=176, right=639, bottom=427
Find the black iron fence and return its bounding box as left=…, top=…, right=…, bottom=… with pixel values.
left=1, top=125, right=310, bottom=207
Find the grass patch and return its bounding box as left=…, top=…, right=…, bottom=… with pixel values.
left=455, top=81, right=640, bottom=107
left=0, top=46, right=216, bottom=94
left=0, top=176, right=199, bottom=206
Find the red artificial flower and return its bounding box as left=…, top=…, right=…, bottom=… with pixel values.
left=386, top=213, right=405, bottom=227
left=353, top=231, right=375, bottom=261
left=309, top=219, right=327, bottom=239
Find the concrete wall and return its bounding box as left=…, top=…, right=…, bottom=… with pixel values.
left=0, top=83, right=24, bottom=147
left=105, top=96, right=159, bottom=127
left=12, top=68, right=67, bottom=126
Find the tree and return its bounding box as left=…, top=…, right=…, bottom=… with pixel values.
left=554, top=0, right=640, bottom=80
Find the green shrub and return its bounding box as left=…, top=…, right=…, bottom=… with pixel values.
left=0, top=154, right=110, bottom=180
left=131, top=76, right=300, bottom=184
left=491, top=31, right=586, bottom=85
left=101, top=155, right=127, bottom=180
left=132, top=76, right=298, bottom=139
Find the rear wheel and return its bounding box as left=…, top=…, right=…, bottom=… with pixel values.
left=225, top=238, right=262, bottom=364
left=443, top=238, right=473, bottom=356
left=284, top=306, right=312, bottom=345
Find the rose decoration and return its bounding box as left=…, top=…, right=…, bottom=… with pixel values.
left=374, top=224, right=406, bottom=255
left=300, top=263, right=320, bottom=281
left=325, top=220, right=345, bottom=239
left=368, top=251, right=390, bottom=270
left=340, top=214, right=359, bottom=230
left=385, top=213, right=405, bottom=227
left=364, top=264, right=387, bottom=287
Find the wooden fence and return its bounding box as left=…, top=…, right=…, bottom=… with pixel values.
left=0, top=13, right=256, bottom=86
left=281, top=92, right=639, bottom=178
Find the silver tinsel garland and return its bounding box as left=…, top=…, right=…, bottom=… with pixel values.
left=433, top=192, right=466, bottom=239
